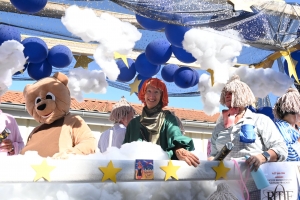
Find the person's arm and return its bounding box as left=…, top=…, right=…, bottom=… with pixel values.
left=246, top=115, right=288, bottom=171
left=6, top=116, right=24, bottom=155
left=164, top=114, right=200, bottom=167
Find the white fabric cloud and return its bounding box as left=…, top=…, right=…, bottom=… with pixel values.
left=232, top=66, right=294, bottom=98
left=0, top=40, right=26, bottom=96
left=62, top=5, right=142, bottom=80
left=67, top=67, right=108, bottom=102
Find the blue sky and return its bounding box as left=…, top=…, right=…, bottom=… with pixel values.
left=7, top=0, right=299, bottom=110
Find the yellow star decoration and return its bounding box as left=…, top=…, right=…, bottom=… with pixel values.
left=31, top=160, right=56, bottom=182
left=99, top=160, right=122, bottom=183
left=114, top=52, right=128, bottom=68
left=160, top=160, right=181, bottom=181
left=280, top=50, right=300, bottom=84
left=228, top=0, right=253, bottom=12
left=129, top=76, right=142, bottom=95
left=212, top=161, right=231, bottom=180
left=73, top=55, right=94, bottom=69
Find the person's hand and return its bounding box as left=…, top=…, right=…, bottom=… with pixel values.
left=0, top=139, right=14, bottom=153
left=175, top=148, right=200, bottom=167
left=245, top=154, right=266, bottom=171
left=297, top=136, right=300, bottom=143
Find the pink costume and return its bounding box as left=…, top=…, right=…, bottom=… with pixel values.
left=0, top=110, right=24, bottom=155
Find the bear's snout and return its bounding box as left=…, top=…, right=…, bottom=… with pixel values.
left=37, top=104, right=46, bottom=111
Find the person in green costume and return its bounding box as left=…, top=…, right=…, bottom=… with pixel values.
left=123, top=78, right=200, bottom=167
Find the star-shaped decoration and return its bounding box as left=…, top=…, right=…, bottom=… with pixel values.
left=228, top=0, right=253, bottom=12
left=114, top=52, right=128, bottom=68
left=160, top=160, right=181, bottom=181
left=99, top=160, right=122, bottom=183
left=281, top=51, right=300, bottom=84
left=31, top=160, right=56, bottom=182
left=129, top=76, right=142, bottom=95
left=212, top=161, right=231, bottom=180
left=73, top=55, right=94, bottom=69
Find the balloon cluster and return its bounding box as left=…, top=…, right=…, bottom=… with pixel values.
left=0, top=24, right=73, bottom=80
left=115, top=14, right=200, bottom=91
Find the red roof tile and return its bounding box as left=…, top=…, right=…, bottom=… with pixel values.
left=1, top=91, right=219, bottom=123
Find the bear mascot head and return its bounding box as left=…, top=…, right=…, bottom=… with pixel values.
left=21, top=72, right=96, bottom=158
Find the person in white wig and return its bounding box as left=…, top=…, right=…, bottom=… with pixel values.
left=273, top=88, right=300, bottom=161
left=208, top=75, right=287, bottom=199
left=98, top=96, right=135, bottom=153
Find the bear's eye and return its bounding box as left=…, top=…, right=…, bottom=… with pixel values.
left=35, top=97, right=41, bottom=104
left=46, top=92, right=55, bottom=101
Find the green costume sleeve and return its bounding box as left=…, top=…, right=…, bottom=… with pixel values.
left=123, top=117, right=142, bottom=144
left=163, top=113, right=195, bottom=159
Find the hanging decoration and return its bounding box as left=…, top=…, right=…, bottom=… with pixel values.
left=22, top=37, right=48, bottom=63
left=160, top=160, right=180, bottom=181
left=31, top=160, right=56, bottom=182
left=27, top=59, right=52, bottom=80
left=165, top=24, right=191, bottom=48
left=171, top=45, right=197, bottom=63
left=212, top=161, right=231, bottom=180
left=111, top=0, right=300, bottom=51
left=73, top=55, right=94, bottom=69
left=99, top=160, right=122, bottom=183
left=10, top=0, right=48, bottom=14
left=0, top=24, right=21, bottom=45
left=114, top=52, right=129, bottom=68
left=145, top=39, right=172, bottom=65
left=129, top=76, right=142, bottom=95
left=116, top=58, right=136, bottom=82
left=161, top=64, right=179, bottom=83
left=47, top=45, right=73, bottom=68
left=135, top=14, right=166, bottom=31
left=135, top=53, right=161, bottom=77
left=254, top=44, right=300, bottom=84
left=174, top=67, right=195, bottom=88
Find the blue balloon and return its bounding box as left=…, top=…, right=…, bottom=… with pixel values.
left=165, top=24, right=191, bottom=48
left=10, top=0, right=48, bottom=14
left=145, top=39, right=172, bottom=65
left=137, top=74, right=151, bottom=92
left=47, top=45, right=73, bottom=68
left=27, top=59, right=52, bottom=80
left=234, top=14, right=267, bottom=41
left=22, top=37, right=48, bottom=63
left=161, top=64, right=179, bottom=82
left=174, top=67, right=194, bottom=88
left=257, top=107, right=274, bottom=121
left=14, top=63, right=28, bottom=75
left=117, top=58, right=136, bottom=82
left=171, top=45, right=196, bottom=63
left=0, top=24, right=21, bottom=45
left=135, top=53, right=161, bottom=77
left=135, top=14, right=166, bottom=31
left=191, top=69, right=200, bottom=87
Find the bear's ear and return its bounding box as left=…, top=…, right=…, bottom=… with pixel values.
left=23, top=84, right=31, bottom=98
left=53, top=72, right=68, bottom=86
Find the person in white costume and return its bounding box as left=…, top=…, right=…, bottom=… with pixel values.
left=98, top=96, right=135, bottom=153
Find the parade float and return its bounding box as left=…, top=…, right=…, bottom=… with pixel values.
left=0, top=0, right=300, bottom=199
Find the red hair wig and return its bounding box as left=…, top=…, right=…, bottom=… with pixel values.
left=138, top=78, right=169, bottom=108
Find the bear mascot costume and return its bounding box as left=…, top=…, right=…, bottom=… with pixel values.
left=21, top=72, right=96, bottom=158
